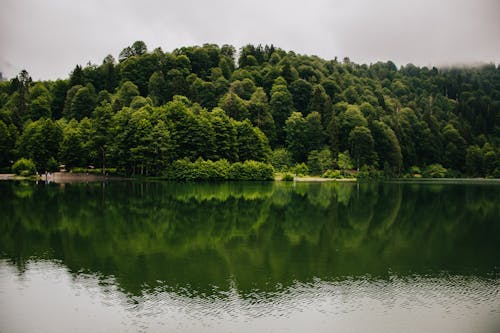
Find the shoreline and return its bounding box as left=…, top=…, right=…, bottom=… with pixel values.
left=1, top=173, right=499, bottom=184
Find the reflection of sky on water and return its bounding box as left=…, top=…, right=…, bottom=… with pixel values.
left=1, top=260, right=498, bottom=333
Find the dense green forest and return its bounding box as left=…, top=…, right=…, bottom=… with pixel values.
left=1, top=41, right=499, bottom=177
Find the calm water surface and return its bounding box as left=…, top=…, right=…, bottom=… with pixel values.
left=0, top=180, right=499, bottom=332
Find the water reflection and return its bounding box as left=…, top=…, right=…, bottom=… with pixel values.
left=1, top=180, right=499, bottom=296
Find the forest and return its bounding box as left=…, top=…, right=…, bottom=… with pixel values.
left=1, top=41, right=499, bottom=178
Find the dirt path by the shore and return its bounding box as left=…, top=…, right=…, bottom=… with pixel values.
left=0, top=172, right=125, bottom=183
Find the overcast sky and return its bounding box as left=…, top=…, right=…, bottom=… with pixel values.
left=1, top=0, right=499, bottom=80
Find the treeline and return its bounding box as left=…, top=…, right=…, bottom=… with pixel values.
left=1, top=41, right=499, bottom=177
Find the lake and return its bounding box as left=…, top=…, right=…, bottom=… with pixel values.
left=0, top=180, right=499, bottom=332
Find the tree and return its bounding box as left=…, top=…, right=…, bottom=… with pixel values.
left=150, top=120, right=175, bottom=174
left=50, top=80, right=69, bottom=119
left=270, top=77, right=295, bottom=145
left=0, top=120, right=18, bottom=167
left=218, top=90, right=249, bottom=121
left=18, top=118, right=62, bottom=171
left=465, top=145, right=484, bottom=176
left=235, top=119, right=270, bottom=162
left=337, top=151, right=353, bottom=171
left=270, top=148, right=292, bottom=171
left=148, top=71, right=167, bottom=106
left=12, top=70, right=31, bottom=126
left=371, top=120, right=402, bottom=174
left=190, top=77, right=216, bottom=108
left=131, top=40, right=147, bottom=56
left=91, top=102, right=113, bottom=172
left=116, top=81, right=140, bottom=107
left=305, top=111, right=324, bottom=152
left=442, top=123, right=466, bottom=171
left=338, top=104, right=368, bottom=151
left=69, top=65, right=84, bottom=86
left=230, top=78, right=256, bottom=100
left=59, top=119, right=86, bottom=168
left=285, top=112, right=308, bottom=162
left=248, top=88, right=275, bottom=142
left=29, top=83, right=52, bottom=120
left=289, top=79, right=312, bottom=114
left=307, top=148, right=332, bottom=175
left=207, top=108, right=237, bottom=161
left=70, top=84, right=97, bottom=120
left=308, top=84, right=330, bottom=119
left=348, top=126, right=375, bottom=169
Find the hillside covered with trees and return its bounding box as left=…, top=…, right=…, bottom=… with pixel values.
left=1, top=41, right=499, bottom=178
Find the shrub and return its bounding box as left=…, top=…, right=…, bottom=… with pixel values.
left=228, top=161, right=274, bottom=180
left=409, top=165, right=421, bottom=176
left=12, top=158, right=37, bottom=176
left=282, top=173, right=294, bottom=181
left=293, top=163, right=309, bottom=176
left=357, top=165, right=382, bottom=179
left=423, top=164, right=447, bottom=178
left=322, top=169, right=342, bottom=179
left=166, top=159, right=274, bottom=181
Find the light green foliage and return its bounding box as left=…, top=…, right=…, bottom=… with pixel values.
left=423, top=164, right=447, bottom=178
left=18, top=118, right=62, bottom=171
left=130, top=96, right=152, bottom=110
left=337, top=151, right=353, bottom=171
left=322, top=169, right=341, bottom=179
left=166, top=158, right=274, bottom=181
left=12, top=158, right=36, bottom=176
left=29, top=83, right=52, bottom=120
left=293, top=162, right=309, bottom=176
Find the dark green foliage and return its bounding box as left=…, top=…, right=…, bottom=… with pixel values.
left=70, top=84, right=97, bottom=120
left=307, top=148, right=333, bottom=175
left=1, top=44, right=499, bottom=178
left=270, top=148, right=292, bottom=171
left=349, top=126, right=375, bottom=169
